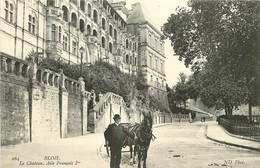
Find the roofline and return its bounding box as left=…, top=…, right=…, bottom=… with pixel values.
left=128, top=21, right=163, bottom=37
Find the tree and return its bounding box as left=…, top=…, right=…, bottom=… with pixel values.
left=174, top=73, right=190, bottom=109
left=163, top=0, right=260, bottom=117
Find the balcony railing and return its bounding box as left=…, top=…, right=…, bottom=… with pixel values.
left=46, top=41, right=63, bottom=54
left=86, top=35, right=98, bottom=44
left=46, top=6, right=62, bottom=19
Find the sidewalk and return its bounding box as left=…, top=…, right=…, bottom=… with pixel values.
left=1, top=133, right=108, bottom=168
left=206, top=121, right=260, bottom=152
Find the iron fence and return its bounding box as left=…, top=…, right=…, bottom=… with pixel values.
left=219, top=118, right=260, bottom=140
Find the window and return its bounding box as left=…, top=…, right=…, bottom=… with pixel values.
left=80, top=0, right=85, bottom=11
left=155, top=38, right=157, bottom=50
left=109, top=25, right=113, bottom=37
left=102, top=18, right=106, bottom=30
left=102, top=37, right=106, bottom=48
left=72, top=41, right=77, bottom=55
left=62, top=6, right=68, bottom=22
left=5, top=1, right=14, bottom=23
left=126, top=39, right=129, bottom=49
left=149, top=54, right=152, bottom=68
left=28, top=15, right=36, bottom=34
left=9, top=3, right=13, bottom=23
left=87, top=4, right=92, bottom=17
left=47, top=0, right=54, bottom=6
left=150, top=75, right=153, bottom=83
left=71, top=13, right=77, bottom=27
left=93, top=29, right=97, bottom=37
left=80, top=19, right=84, bottom=33
left=134, top=57, right=137, bottom=66
left=93, top=10, right=98, bottom=23
left=114, top=29, right=117, bottom=40
left=59, top=26, right=61, bottom=42
left=126, top=55, right=129, bottom=64
left=130, top=56, right=132, bottom=64
left=87, top=25, right=91, bottom=35
left=109, top=43, right=112, bottom=53
left=148, top=34, right=151, bottom=45
left=160, top=43, right=163, bottom=53
left=63, top=36, right=68, bottom=51
left=155, top=58, right=158, bottom=70
left=5, top=1, right=8, bottom=21
left=161, top=61, right=164, bottom=73
left=51, top=24, right=56, bottom=41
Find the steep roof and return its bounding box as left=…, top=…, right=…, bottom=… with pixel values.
left=127, top=3, right=153, bottom=25
left=127, top=3, right=162, bottom=36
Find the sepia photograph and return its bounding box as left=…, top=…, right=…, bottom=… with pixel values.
left=0, top=0, right=260, bottom=167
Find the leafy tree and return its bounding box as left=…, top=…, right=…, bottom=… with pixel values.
left=174, top=72, right=190, bottom=109
left=163, top=0, right=260, bottom=118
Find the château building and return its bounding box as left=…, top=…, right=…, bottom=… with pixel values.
left=0, top=0, right=167, bottom=103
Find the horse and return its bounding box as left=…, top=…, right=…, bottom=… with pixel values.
left=123, top=115, right=154, bottom=168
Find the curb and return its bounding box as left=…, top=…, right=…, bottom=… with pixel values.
left=219, top=125, right=260, bottom=143
left=205, top=125, right=260, bottom=152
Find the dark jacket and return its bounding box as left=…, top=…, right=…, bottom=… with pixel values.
left=104, top=123, right=134, bottom=147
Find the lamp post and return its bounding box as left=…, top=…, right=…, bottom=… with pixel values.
left=79, top=47, right=84, bottom=77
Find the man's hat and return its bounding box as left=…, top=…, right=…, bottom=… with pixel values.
left=113, top=114, right=121, bottom=119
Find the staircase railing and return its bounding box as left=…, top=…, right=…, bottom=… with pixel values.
left=93, top=92, right=128, bottom=119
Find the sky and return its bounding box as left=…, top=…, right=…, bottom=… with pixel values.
left=122, top=0, right=192, bottom=87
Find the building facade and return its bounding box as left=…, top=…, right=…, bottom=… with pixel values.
left=0, top=0, right=167, bottom=104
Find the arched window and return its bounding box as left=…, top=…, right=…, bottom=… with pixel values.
left=5, top=1, right=14, bottom=23
left=93, top=29, right=97, bottom=37
left=114, top=29, right=117, bottom=40
left=80, top=19, right=84, bottom=33
left=109, top=42, right=112, bottom=53
left=134, top=57, right=137, bottom=66
left=126, top=55, right=129, bottom=64
left=47, top=0, right=54, bottom=6
left=62, top=6, right=68, bottom=22
left=87, top=4, right=92, bottom=17
left=109, top=25, right=113, bottom=37
left=71, top=13, right=77, bottom=27
left=59, top=26, right=61, bottom=42
left=102, top=37, right=105, bottom=48
left=28, top=14, right=36, bottom=34
left=80, top=0, right=85, bottom=11
left=93, top=10, right=98, bottom=23
left=102, top=18, right=106, bottom=30
left=51, top=24, right=56, bottom=41
left=126, top=39, right=129, bottom=49
left=87, top=25, right=91, bottom=35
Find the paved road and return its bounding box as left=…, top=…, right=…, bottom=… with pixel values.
left=102, top=123, right=260, bottom=168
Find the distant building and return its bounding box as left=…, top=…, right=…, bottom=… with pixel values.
left=0, top=0, right=167, bottom=105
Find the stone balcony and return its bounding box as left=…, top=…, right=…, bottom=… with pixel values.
left=86, top=35, right=99, bottom=45
left=46, top=41, right=63, bottom=57
left=46, top=6, right=63, bottom=19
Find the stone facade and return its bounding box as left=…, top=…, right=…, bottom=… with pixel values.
left=0, top=0, right=168, bottom=104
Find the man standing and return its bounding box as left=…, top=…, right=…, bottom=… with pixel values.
left=104, top=114, right=136, bottom=168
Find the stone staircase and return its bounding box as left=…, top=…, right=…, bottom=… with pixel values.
left=87, top=92, right=130, bottom=133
